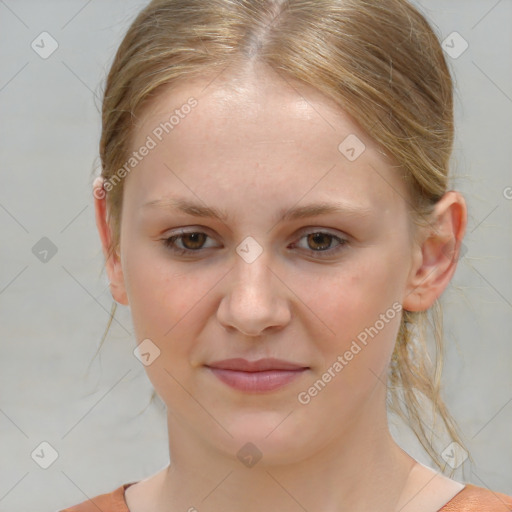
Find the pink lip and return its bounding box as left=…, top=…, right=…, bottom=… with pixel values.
left=205, top=358, right=309, bottom=392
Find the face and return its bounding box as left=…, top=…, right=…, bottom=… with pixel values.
left=106, top=64, right=423, bottom=463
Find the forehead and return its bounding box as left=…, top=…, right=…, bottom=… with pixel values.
left=127, top=64, right=408, bottom=213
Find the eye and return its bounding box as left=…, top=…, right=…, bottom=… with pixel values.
left=162, top=228, right=348, bottom=259
left=292, top=230, right=348, bottom=258
left=162, top=230, right=215, bottom=255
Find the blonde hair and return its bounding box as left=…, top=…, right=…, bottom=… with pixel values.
left=93, top=0, right=468, bottom=471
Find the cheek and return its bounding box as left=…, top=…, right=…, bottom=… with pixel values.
left=121, top=240, right=213, bottom=338
left=121, top=246, right=216, bottom=404
left=307, top=254, right=402, bottom=336
left=302, top=250, right=404, bottom=385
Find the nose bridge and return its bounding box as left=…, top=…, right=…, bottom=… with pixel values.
left=218, top=236, right=290, bottom=336
left=232, top=237, right=276, bottom=306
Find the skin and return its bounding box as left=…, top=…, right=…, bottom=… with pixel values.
left=94, top=62, right=467, bottom=512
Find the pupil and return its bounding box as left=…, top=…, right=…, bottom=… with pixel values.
left=310, top=233, right=330, bottom=250
left=185, top=233, right=204, bottom=249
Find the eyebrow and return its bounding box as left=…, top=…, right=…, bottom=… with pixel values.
left=142, top=197, right=373, bottom=224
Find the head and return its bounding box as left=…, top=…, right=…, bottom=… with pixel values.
left=93, top=0, right=467, bottom=469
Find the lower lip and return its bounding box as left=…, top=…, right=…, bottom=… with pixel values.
left=207, top=367, right=307, bottom=392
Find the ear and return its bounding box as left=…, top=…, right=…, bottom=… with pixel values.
left=93, top=177, right=129, bottom=306
left=402, top=190, right=467, bottom=312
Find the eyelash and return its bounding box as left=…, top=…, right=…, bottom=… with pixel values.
left=162, top=229, right=348, bottom=259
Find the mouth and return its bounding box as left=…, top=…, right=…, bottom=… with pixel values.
left=205, top=358, right=309, bottom=392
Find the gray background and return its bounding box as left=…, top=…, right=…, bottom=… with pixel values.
left=0, top=1, right=511, bottom=511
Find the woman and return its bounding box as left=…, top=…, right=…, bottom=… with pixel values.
left=61, top=0, right=512, bottom=510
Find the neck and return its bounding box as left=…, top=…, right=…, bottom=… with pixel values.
left=153, top=389, right=417, bottom=512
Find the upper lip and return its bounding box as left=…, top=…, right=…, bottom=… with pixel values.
left=206, top=358, right=308, bottom=372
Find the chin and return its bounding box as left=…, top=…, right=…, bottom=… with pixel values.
left=207, top=412, right=316, bottom=466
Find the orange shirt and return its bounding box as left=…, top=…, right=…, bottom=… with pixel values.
left=60, top=482, right=512, bottom=511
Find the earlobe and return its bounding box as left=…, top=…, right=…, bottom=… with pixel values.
left=402, top=191, right=467, bottom=312
left=93, top=177, right=129, bottom=306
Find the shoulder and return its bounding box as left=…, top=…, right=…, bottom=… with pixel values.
left=439, top=484, right=512, bottom=511
left=59, top=482, right=137, bottom=512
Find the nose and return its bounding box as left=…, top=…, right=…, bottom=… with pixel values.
left=217, top=251, right=291, bottom=337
